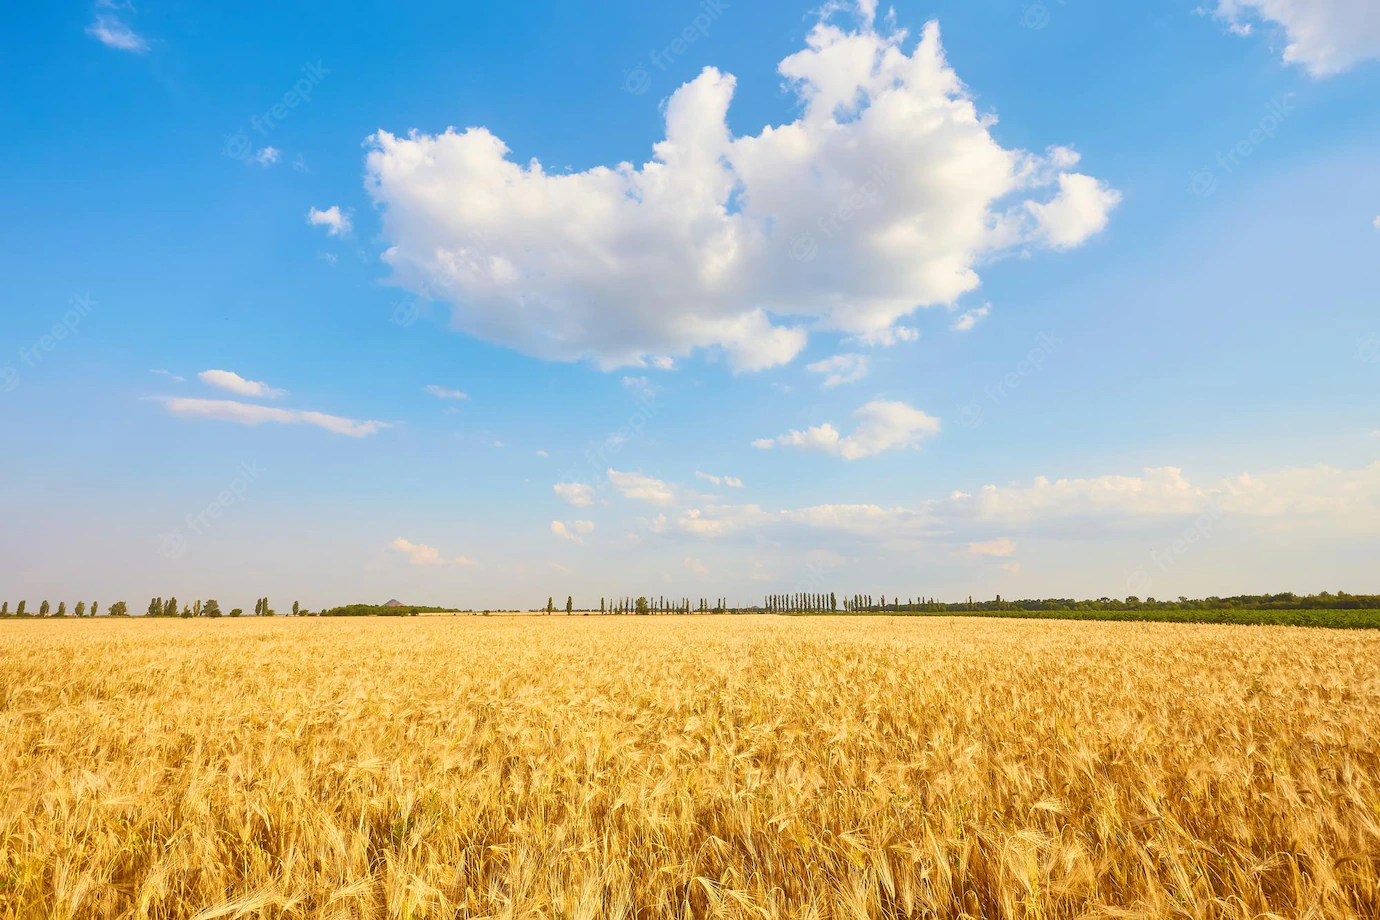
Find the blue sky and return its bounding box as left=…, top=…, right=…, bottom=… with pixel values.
left=1, top=0, right=1377, bottom=610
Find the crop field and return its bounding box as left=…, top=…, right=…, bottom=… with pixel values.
left=2, top=616, right=1378, bottom=920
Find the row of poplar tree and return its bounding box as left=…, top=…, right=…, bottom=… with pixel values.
left=539, top=597, right=739, bottom=615
left=1, top=600, right=128, bottom=617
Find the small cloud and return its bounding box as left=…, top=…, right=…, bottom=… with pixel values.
left=554, top=482, right=596, bottom=507
left=753, top=400, right=941, bottom=460
left=951, top=304, right=991, bottom=332
left=1000, top=562, right=1022, bottom=575
left=1373, top=215, right=1380, bottom=230
left=695, top=471, right=744, bottom=488
left=969, top=537, right=1016, bottom=557
left=454, top=555, right=478, bottom=567
left=685, top=556, right=709, bottom=577
left=318, top=252, right=338, bottom=265
left=608, top=469, right=676, bottom=505
left=252, top=147, right=282, bottom=167
left=307, top=205, right=352, bottom=237
left=549, top=562, right=573, bottom=575
left=535, top=449, right=550, bottom=457
left=391, top=537, right=447, bottom=566
left=292, top=154, right=310, bottom=173
left=86, top=13, right=148, bottom=53
left=621, top=375, right=658, bottom=398
left=424, top=385, right=468, bottom=400
left=155, top=397, right=389, bottom=438
left=150, top=369, right=185, bottom=383
left=650, top=356, right=675, bottom=370
left=198, top=369, right=286, bottom=399
left=551, top=520, right=595, bottom=543
left=806, top=353, right=869, bottom=388
left=851, top=326, right=919, bottom=348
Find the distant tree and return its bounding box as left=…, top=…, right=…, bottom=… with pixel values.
left=75, top=602, right=86, bottom=616
left=40, top=600, right=50, bottom=616
left=292, top=600, right=300, bottom=616
left=147, top=597, right=161, bottom=617
left=1, top=602, right=7, bottom=616
left=57, top=602, right=67, bottom=616
left=165, top=597, right=177, bottom=617
left=229, top=608, right=242, bottom=617
left=546, top=597, right=554, bottom=615
left=109, top=601, right=128, bottom=617
left=90, top=602, right=98, bottom=616
left=601, top=597, right=606, bottom=614
left=566, top=596, right=573, bottom=615
left=180, top=604, right=191, bottom=618
left=830, top=592, right=837, bottom=611
left=203, top=599, right=222, bottom=617
left=193, top=599, right=202, bottom=617
left=636, top=596, right=649, bottom=615
left=16, top=601, right=26, bottom=616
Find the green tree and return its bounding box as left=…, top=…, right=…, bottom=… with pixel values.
left=90, top=602, right=98, bottom=616
left=75, top=602, right=86, bottom=616
left=203, top=599, right=222, bottom=618
left=292, top=600, right=300, bottom=616
left=16, top=601, right=26, bottom=616
left=109, top=601, right=128, bottom=617
left=180, top=604, right=191, bottom=618
left=148, top=597, right=161, bottom=617
left=635, top=596, right=649, bottom=615
left=165, top=597, right=178, bottom=617
left=193, top=599, right=202, bottom=617
left=546, top=597, right=554, bottom=615
left=57, top=602, right=67, bottom=616
left=229, top=608, right=242, bottom=617
left=1, top=602, right=7, bottom=615
left=40, top=600, right=50, bottom=616
left=566, top=596, right=573, bottom=615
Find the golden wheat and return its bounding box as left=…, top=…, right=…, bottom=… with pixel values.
left=1, top=615, right=1378, bottom=919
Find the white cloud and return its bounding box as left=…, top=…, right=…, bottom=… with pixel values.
left=1373, top=215, right=1380, bottom=229
left=424, top=385, right=468, bottom=400
left=150, top=369, right=185, bottom=383
left=753, top=400, right=941, bottom=460
left=155, top=398, right=390, bottom=438
left=695, top=471, right=745, bottom=488
left=554, top=482, right=596, bottom=508
left=685, top=557, right=709, bottom=577
left=621, top=376, right=659, bottom=398
left=1212, top=0, right=1380, bottom=77
left=551, top=520, right=595, bottom=543
left=535, top=449, right=550, bottom=457
left=391, top=538, right=446, bottom=566
left=851, top=326, right=919, bottom=348
left=806, top=353, right=869, bottom=388
left=252, top=147, right=282, bottom=167
left=950, top=304, right=991, bottom=332
left=198, top=369, right=286, bottom=399
left=307, top=206, right=353, bottom=237
left=86, top=14, right=148, bottom=53
left=608, top=469, right=677, bottom=505
left=364, top=5, right=1116, bottom=371
left=969, top=537, right=1016, bottom=557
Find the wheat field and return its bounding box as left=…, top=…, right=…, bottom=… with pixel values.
left=1, top=616, right=1378, bottom=919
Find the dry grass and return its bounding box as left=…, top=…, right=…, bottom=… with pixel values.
left=2, top=616, right=1378, bottom=919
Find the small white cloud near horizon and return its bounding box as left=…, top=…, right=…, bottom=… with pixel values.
left=424, top=385, right=468, bottom=400
left=551, top=520, right=595, bottom=543
left=806, top=354, right=869, bottom=388
left=86, top=13, right=148, bottom=53
left=535, top=449, right=550, bottom=457
left=951, top=304, right=991, bottom=332
left=695, top=471, right=744, bottom=488
left=969, top=537, right=1017, bottom=558
left=390, top=538, right=475, bottom=567
left=1211, top=0, right=1380, bottom=77
left=198, top=369, right=286, bottom=399
left=752, top=400, right=941, bottom=460
left=154, top=397, right=389, bottom=438
left=307, top=205, right=353, bottom=237
left=252, top=147, right=282, bottom=167
left=554, top=482, right=596, bottom=507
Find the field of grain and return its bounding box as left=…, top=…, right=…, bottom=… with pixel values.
left=2, top=616, right=1378, bottom=919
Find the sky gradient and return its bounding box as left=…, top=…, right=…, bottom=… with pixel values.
left=2, top=0, right=1378, bottom=610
